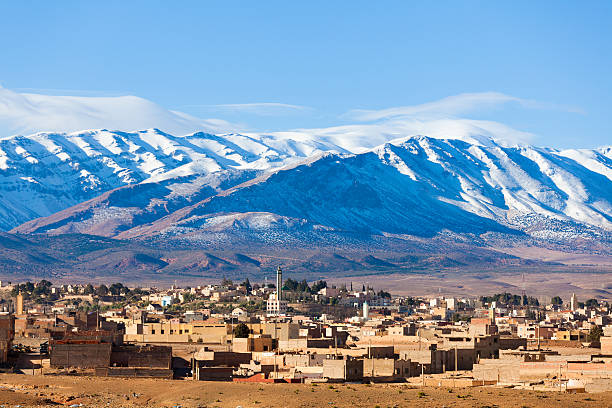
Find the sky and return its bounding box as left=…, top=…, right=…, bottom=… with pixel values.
left=0, top=1, right=610, bottom=148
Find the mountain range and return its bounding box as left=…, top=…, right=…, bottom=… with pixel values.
left=1, top=128, right=611, bottom=281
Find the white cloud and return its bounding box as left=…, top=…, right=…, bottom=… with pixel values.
left=181, top=102, right=311, bottom=116
left=284, top=91, right=585, bottom=151
left=0, top=86, right=239, bottom=136
left=346, top=92, right=584, bottom=122
left=0, top=86, right=567, bottom=151
left=268, top=117, right=534, bottom=153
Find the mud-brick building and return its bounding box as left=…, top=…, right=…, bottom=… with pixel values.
left=50, top=343, right=112, bottom=368
left=0, top=315, right=15, bottom=364
left=192, top=349, right=252, bottom=381
left=322, top=357, right=364, bottom=382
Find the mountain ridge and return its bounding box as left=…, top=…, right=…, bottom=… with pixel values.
left=9, top=133, right=612, bottom=252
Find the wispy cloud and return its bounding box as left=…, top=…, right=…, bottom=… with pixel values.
left=12, top=87, right=131, bottom=97
left=0, top=85, right=240, bottom=136
left=0, top=85, right=580, bottom=150
left=270, top=117, right=535, bottom=153
left=346, top=92, right=584, bottom=122
left=180, top=102, right=311, bottom=116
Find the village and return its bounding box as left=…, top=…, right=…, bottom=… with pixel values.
left=0, top=267, right=611, bottom=396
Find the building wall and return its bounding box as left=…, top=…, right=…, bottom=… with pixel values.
left=194, top=366, right=234, bottom=381
left=499, top=336, right=527, bottom=350
left=95, top=367, right=173, bottom=379
left=195, top=351, right=252, bottom=367
left=363, top=358, right=415, bottom=378
left=50, top=343, right=112, bottom=368
left=323, top=359, right=363, bottom=381
left=233, top=337, right=274, bottom=353
left=110, top=345, right=171, bottom=368
left=601, top=337, right=612, bottom=354
left=124, top=322, right=228, bottom=344
left=0, top=315, right=15, bottom=364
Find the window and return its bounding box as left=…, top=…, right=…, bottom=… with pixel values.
left=161, top=330, right=165, bottom=334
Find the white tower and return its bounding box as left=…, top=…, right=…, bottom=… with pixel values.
left=363, top=301, right=369, bottom=320
left=570, top=293, right=578, bottom=311
left=276, top=266, right=282, bottom=301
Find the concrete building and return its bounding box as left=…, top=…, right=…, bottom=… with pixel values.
left=192, top=349, right=252, bottom=381
left=124, top=321, right=229, bottom=343
left=267, top=267, right=288, bottom=316
left=266, top=293, right=287, bottom=316
left=232, top=336, right=274, bottom=352
left=323, top=357, right=363, bottom=382
left=363, top=358, right=416, bottom=380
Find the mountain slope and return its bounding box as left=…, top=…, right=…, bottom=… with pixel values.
left=60, top=136, right=609, bottom=246
left=6, top=132, right=612, bottom=250
left=0, top=128, right=347, bottom=230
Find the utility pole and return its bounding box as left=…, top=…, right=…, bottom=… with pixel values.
left=454, top=346, right=458, bottom=388
left=421, top=363, right=424, bottom=386
left=230, top=316, right=234, bottom=351
left=455, top=346, right=458, bottom=374
left=273, top=319, right=277, bottom=380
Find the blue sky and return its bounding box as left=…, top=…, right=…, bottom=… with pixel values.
left=0, top=1, right=610, bottom=148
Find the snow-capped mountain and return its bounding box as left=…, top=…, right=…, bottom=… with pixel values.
left=12, top=133, right=612, bottom=249
left=0, top=128, right=347, bottom=230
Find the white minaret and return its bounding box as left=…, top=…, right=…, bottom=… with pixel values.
left=570, top=293, right=578, bottom=311
left=276, top=266, right=282, bottom=301
left=363, top=301, right=369, bottom=320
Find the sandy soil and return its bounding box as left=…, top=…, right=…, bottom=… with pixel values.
left=0, top=373, right=611, bottom=407
left=492, top=246, right=612, bottom=267
left=331, top=271, right=612, bottom=301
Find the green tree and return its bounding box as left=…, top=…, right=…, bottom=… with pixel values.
left=585, top=299, right=599, bottom=308
left=311, top=280, right=327, bottom=293
left=242, top=278, right=252, bottom=293
left=83, top=284, right=94, bottom=295
left=96, top=284, right=109, bottom=296
left=109, top=283, right=125, bottom=296
left=377, top=290, right=391, bottom=299
left=588, top=326, right=604, bottom=342
left=551, top=296, right=563, bottom=306
left=24, top=282, right=34, bottom=292
left=233, top=323, right=250, bottom=338
left=283, top=278, right=298, bottom=291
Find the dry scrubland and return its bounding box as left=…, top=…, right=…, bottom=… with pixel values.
left=340, top=271, right=612, bottom=301
left=0, top=374, right=611, bottom=408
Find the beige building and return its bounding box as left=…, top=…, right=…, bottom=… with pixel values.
left=124, top=321, right=229, bottom=344
left=266, top=292, right=287, bottom=316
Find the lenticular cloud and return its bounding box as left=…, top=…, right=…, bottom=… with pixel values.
left=0, top=86, right=234, bottom=136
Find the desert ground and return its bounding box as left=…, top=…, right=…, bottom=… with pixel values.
left=333, top=270, right=612, bottom=301
left=0, top=374, right=611, bottom=407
